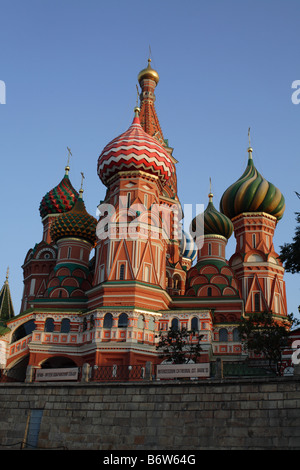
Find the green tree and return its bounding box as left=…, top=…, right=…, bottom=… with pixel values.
left=280, top=192, right=300, bottom=274
left=156, top=327, right=203, bottom=364
left=237, top=312, right=300, bottom=375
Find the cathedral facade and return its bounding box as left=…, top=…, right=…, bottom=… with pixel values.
left=0, top=59, right=288, bottom=380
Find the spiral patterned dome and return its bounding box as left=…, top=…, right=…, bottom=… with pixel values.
left=180, top=230, right=197, bottom=261
left=50, top=191, right=97, bottom=245
left=97, top=109, right=173, bottom=186
left=39, top=168, right=78, bottom=219
left=190, top=193, right=233, bottom=240
left=220, top=149, right=285, bottom=221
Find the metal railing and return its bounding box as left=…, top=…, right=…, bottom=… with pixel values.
left=91, top=364, right=146, bottom=382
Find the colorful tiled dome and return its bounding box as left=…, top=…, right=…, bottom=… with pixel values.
left=97, top=109, right=173, bottom=186
left=50, top=190, right=97, bottom=245
left=39, top=168, right=78, bottom=219
left=220, top=148, right=285, bottom=221
left=190, top=193, right=233, bottom=240
left=180, top=230, right=197, bottom=261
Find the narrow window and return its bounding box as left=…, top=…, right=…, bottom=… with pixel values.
left=60, top=318, right=70, bottom=333
left=171, top=318, right=179, bottom=331
left=119, top=264, right=125, bottom=280
left=67, top=247, right=72, bottom=259
left=191, top=317, right=199, bottom=331
left=118, top=313, right=128, bottom=328
left=208, top=243, right=212, bottom=256
left=99, top=265, right=105, bottom=283
left=239, top=235, right=243, bottom=249
left=103, top=313, right=113, bottom=328
left=44, top=318, right=55, bottom=332
left=219, top=328, right=228, bottom=342
left=252, top=234, right=256, bottom=249
left=144, top=265, right=150, bottom=283
left=207, top=287, right=212, bottom=297
left=144, top=193, right=148, bottom=209
left=254, top=293, right=260, bottom=312
left=233, top=328, right=240, bottom=341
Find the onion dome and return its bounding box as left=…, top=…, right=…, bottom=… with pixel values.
left=50, top=189, right=97, bottom=245
left=39, top=166, right=78, bottom=219
left=97, top=108, right=173, bottom=186
left=180, top=230, right=197, bottom=261
left=220, top=147, right=285, bottom=221
left=138, top=58, right=159, bottom=85
left=190, top=192, right=233, bottom=240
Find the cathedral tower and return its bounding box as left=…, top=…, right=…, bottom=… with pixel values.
left=220, top=143, right=287, bottom=318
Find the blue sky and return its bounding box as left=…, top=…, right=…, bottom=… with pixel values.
left=0, top=0, right=299, bottom=318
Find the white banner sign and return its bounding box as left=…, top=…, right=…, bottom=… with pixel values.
left=157, top=363, right=210, bottom=379
left=35, top=367, right=79, bottom=382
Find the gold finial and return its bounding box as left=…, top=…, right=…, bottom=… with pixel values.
left=248, top=127, right=253, bottom=157
left=65, top=147, right=72, bottom=175
left=134, top=84, right=140, bottom=115
left=79, top=172, right=85, bottom=198
left=208, top=177, right=213, bottom=201
left=5, top=266, right=9, bottom=284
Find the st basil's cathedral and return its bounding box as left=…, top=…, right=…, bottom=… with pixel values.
left=0, top=59, right=288, bottom=380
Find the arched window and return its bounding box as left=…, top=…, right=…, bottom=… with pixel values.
left=119, top=264, right=125, bottom=280
left=171, top=318, right=179, bottom=331
left=191, top=317, right=199, bottom=331
left=60, top=318, right=70, bottom=333
left=219, top=328, right=228, bottom=342
left=233, top=328, right=240, bottom=342
left=138, top=315, right=145, bottom=329
left=118, top=313, right=128, bottom=328
left=207, top=287, right=212, bottom=297
left=103, top=313, right=113, bottom=328
left=90, top=314, right=95, bottom=329
left=148, top=317, right=155, bottom=331
left=82, top=317, right=87, bottom=332
left=254, top=293, right=260, bottom=312
left=44, top=318, right=55, bottom=332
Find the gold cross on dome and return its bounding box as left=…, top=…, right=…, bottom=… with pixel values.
left=80, top=172, right=85, bottom=190
left=67, top=146, right=72, bottom=166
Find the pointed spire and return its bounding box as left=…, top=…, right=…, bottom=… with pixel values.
left=208, top=177, right=213, bottom=202
left=0, top=268, right=14, bottom=321
left=65, top=147, right=72, bottom=175
left=248, top=127, right=253, bottom=159
left=137, top=58, right=164, bottom=145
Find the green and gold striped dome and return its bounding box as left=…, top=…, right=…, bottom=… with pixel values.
left=50, top=190, right=97, bottom=245
left=220, top=148, right=285, bottom=221
left=191, top=193, right=233, bottom=239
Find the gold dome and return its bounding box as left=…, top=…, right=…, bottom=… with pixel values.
left=138, top=59, right=159, bottom=84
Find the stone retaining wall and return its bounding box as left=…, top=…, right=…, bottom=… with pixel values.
left=0, top=376, right=300, bottom=450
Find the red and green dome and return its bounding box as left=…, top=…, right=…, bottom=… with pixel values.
left=50, top=191, right=97, bottom=245
left=97, top=109, right=173, bottom=186
left=39, top=169, right=79, bottom=219
left=190, top=193, right=233, bottom=240
left=220, top=148, right=285, bottom=221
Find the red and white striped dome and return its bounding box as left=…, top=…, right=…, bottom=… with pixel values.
left=97, top=110, right=173, bottom=186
